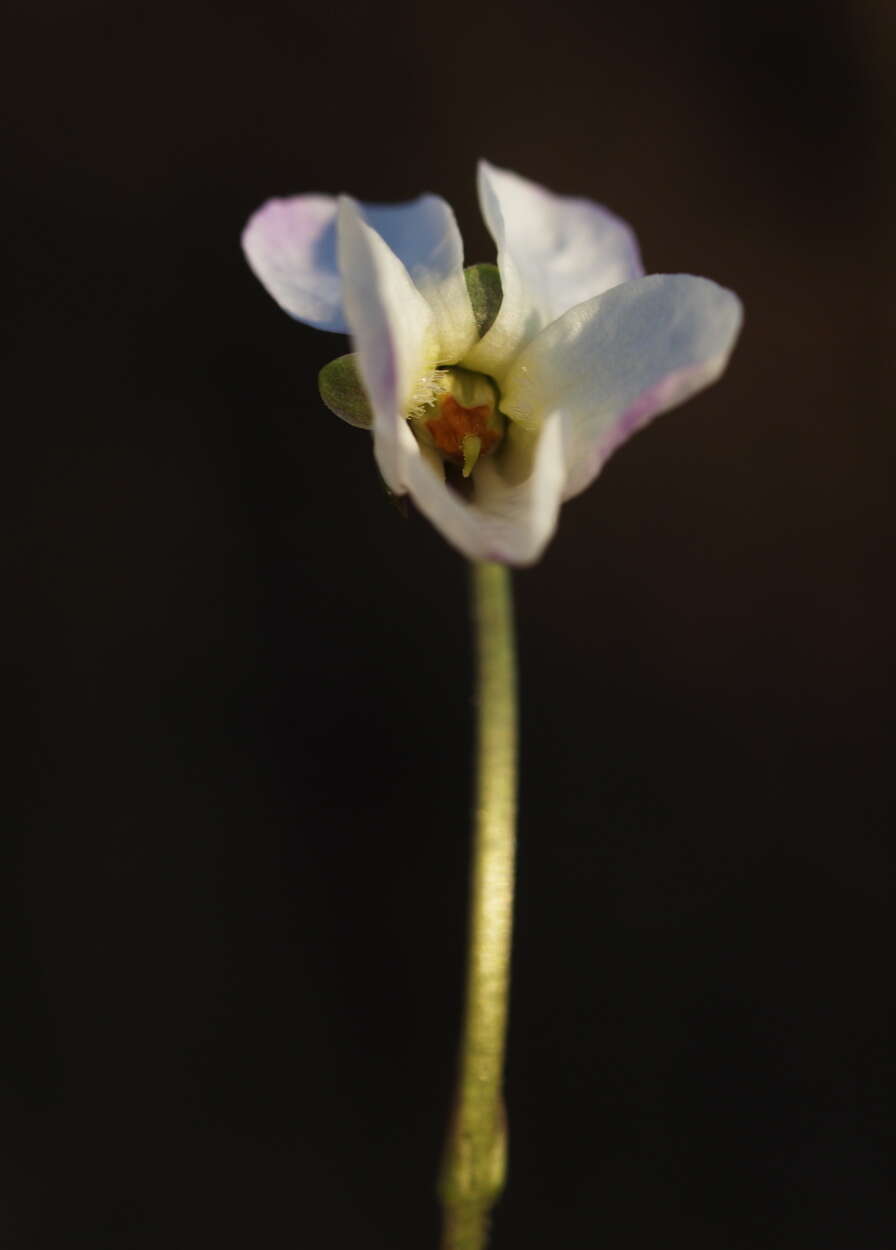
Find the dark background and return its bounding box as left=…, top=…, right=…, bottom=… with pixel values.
left=5, top=0, right=893, bottom=1245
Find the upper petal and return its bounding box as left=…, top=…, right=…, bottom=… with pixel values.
left=463, top=161, right=643, bottom=380
left=363, top=198, right=477, bottom=364
left=336, top=197, right=438, bottom=492
left=500, top=273, right=743, bottom=500
left=242, top=195, right=348, bottom=332
left=243, top=192, right=476, bottom=359
left=400, top=415, right=567, bottom=566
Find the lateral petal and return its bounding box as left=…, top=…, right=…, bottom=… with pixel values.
left=500, top=274, right=743, bottom=500
left=336, top=197, right=437, bottom=492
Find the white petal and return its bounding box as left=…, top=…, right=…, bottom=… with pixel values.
left=242, top=195, right=347, bottom=332
left=500, top=274, right=743, bottom=500
left=363, top=198, right=477, bottom=364
left=336, top=197, right=438, bottom=492
left=243, top=193, right=476, bottom=359
left=463, top=161, right=643, bottom=380
left=400, top=416, right=567, bottom=566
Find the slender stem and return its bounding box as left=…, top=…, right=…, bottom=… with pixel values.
left=439, top=561, right=518, bottom=1250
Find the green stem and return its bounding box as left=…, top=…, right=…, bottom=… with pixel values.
left=439, top=561, right=518, bottom=1250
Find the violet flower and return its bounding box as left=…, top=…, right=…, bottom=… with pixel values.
left=243, top=161, right=742, bottom=564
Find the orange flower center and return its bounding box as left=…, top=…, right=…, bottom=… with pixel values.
left=425, top=394, right=501, bottom=465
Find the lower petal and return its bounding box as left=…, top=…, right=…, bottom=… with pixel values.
left=401, top=416, right=566, bottom=565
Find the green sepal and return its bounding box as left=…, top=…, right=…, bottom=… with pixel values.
left=318, top=354, right=373, bottom=429
left=464, top=263, right=503, bottom=339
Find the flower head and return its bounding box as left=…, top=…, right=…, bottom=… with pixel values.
left=242, top=162, right=742, bottom=564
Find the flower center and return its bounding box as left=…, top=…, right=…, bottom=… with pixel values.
left=411, top=368, right=504, bottom=478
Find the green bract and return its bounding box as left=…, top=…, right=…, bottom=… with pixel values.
left=463, top=263, right=503, bottom=339
left=318, top=353, right=373, bottom=428
left=318, top=266, right=504, bottom=428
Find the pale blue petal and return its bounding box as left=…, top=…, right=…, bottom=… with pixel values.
left=243, top=192, right=476, bottom=358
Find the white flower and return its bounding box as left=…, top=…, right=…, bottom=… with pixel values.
left=242, top=161, right=742, bottom=565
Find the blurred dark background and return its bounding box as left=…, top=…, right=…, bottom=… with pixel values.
left=4, top=0, right=894, bottom=1245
